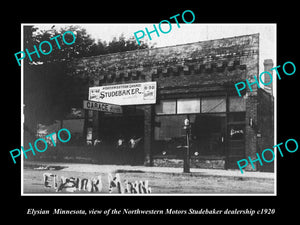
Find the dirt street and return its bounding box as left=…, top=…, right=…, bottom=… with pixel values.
left=22, top=162, right=274, bottom=194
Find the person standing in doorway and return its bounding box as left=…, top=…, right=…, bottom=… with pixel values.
left=116, top=136, right=125, bottom=164
left=128, top=136, right=142, bottom=165
left=94, top=138, right=101, bottom=147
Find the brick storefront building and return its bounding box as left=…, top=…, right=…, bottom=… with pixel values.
left=66, top=33, right=274, bottom=172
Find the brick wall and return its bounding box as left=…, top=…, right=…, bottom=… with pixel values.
left=67, top=34, right=261, bottom=168
left=67, top=34, right=259, bottom=88
left=244, top=95, right=259, bottom=171
left=242, top=89, right=274, bottom=172
left=257, top=89, right=274, bottom=171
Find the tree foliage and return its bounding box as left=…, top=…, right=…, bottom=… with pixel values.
left=24, top=25, right=154, bottom=64
left=24, top=25, right=153, bottom=127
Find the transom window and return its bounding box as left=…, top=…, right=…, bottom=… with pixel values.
left=155, top=96, right=245, bottom=115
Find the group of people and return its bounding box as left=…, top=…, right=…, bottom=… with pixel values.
left=116, top=136, right=142, bottom=165
left=116, top=136, right=142, bottom=150
left=91, top=136, right=142, bottom=149
left=87, top=135, right=142, bottom=165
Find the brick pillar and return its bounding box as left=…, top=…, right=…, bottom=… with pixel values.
left=92, top=111, right=100, bottom=142
left=91, top=79, right=100, bottom=142
left=144, top=105, right=153, bottom=166
left=245, top=95, right=258, bottom=171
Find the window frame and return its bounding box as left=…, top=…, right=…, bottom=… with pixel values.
left=155, top=99, right=177, bottom=115
left=155, top=96, right=230, bottom=115
left=176, top=98, right=201, bottom=114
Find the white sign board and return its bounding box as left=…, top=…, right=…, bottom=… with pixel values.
left=83, top=100, right=122, bottom=114
left=88, top=82, right=157, bottom=105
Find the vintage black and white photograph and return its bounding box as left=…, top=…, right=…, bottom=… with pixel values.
left=21, top=23, right=276, bottom=195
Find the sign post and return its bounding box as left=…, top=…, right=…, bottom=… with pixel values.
left=183, top=117, right=191, bottom=173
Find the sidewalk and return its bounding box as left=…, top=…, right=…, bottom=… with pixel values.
left=24, top=161, right=275, bottom=180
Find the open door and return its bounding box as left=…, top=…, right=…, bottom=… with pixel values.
left=98, top=108, right=144, bottom=165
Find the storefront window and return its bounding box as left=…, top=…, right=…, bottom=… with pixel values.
left=201, top=97, right=226, bottom=113
left=154, top=115, right=186, bottom=140
left=229, top=96, right=246, bottom=112
left=192, top=114, right=226, bottom=156
left=154, top=115, right=187, bottom=156
left=154, top=114, right=201, bottom=156
left=155, top=100, right=176, bottom=115
left=154, top=96, right=227, bottom=157
left=177, top=98, right=200, bottom=114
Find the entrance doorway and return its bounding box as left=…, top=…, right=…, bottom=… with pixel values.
left=227, top=123, right=245, bottom=168
left=226, top=112, right=246, bottom=168
left=98, top=109, right=144, bottom=165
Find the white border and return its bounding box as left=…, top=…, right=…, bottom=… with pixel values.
left=21, top=24, right=24, bottom=195
left=20, top=23, right=277, bottom=196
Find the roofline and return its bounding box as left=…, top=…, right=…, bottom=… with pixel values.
left=75, top=33, right=260, bottom=61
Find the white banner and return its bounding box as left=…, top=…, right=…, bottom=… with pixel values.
left=88, top=82, right=157, bottom=105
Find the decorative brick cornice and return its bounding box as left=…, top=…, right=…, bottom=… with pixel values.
left=67, top=33, right=259, bottom=84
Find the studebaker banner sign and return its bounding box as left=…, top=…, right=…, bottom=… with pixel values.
left=88, top=82, right=157, bottom=105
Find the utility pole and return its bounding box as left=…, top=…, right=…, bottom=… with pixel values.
left=183, top=116, right=191, bottom=173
